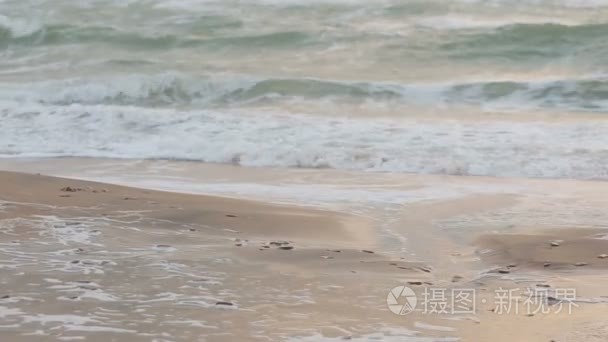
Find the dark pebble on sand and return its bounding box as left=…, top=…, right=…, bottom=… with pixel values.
left=226, top=214, right=237, bottom=218
left=270, top=241, right=289, bottom=246
left=361, top=250, right=374, bottom=254
left=71, top=260, right=80, bottom=264
left=498, top=269, right=510, bottom=274
left=407, top=281, right=423, bottom=285
left=156, top=244, right=171, bottom=248
left=1, top=295, right=9, bottom=299
left=215, top=301, right=233, bottom=306
left=547, top=296, right=560, bottom=305
left=543, top=262, right=552, bottom=267
left=235, top=243, right=242, bottom=247
left=79, top=285, right=98, bottom=291
left=279, top=246, right=294, bottom=250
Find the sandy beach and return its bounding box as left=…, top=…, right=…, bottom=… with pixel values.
left=1, top=159, right=607, bottom=341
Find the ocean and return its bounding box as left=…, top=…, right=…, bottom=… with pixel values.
left=2, top=0, right=608, bottom=179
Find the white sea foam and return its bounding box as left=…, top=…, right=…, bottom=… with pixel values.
left=415, top=15, right=579, bottom=30
left=2, top=102, right=608, bottom=180
left=0, top=15, right=42, bottom=37
left=289, top=328, right=459, bottom=342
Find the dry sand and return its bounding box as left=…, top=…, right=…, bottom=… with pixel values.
left=1, top=166, right=608, bottom=341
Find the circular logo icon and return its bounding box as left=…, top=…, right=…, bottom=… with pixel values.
left=387, top=285, right=417, bottom=315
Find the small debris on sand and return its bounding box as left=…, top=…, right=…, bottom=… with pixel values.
left=225, top=214, right=237, bottom=218
left=269, top=241, right=290, bottom=246
left=574, top=262, right=588, bottom=267
left=123, top=197, right=137, bottom=200
left=452, top=275, right=463, bottom=283
left=550, top=241, right=561, bottom=247
left=215, top=301, right=233, bottom=306
left=279, top=246, right=294, bottom=250
left=543, top=262, right=552, bottom=267
left=536, top=284, right=551, bottom=288
left=320, top=256, right=333, bottom=259
left=407, top=281, right=423, bottom=285
left=61, top=186, right=83, bottom=192
left=498, top=269, right=510, bottom=274
left=156, top=244, right=171, bottom=248
left=1, top=295, right=10, bottom=299
left=361, top=250, right=374, bottom=254
left=547, top=296, right=560, bottom=305
left=235, top=243, right=242, bottom=247
left=78, top=285, right=98, bottom=291
left=598, top=254, right=608, bottom=259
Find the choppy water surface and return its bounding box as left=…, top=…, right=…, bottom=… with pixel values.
left=2, top=0, right=608, bottom=177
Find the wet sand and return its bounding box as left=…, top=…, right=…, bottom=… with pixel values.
left=1, top=164, right=608, bottom=341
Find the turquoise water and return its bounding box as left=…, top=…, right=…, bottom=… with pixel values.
left=2, top=0, right=608, bottom=178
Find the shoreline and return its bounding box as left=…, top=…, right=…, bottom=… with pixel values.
left=2, top=161, right=608, bottom=341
